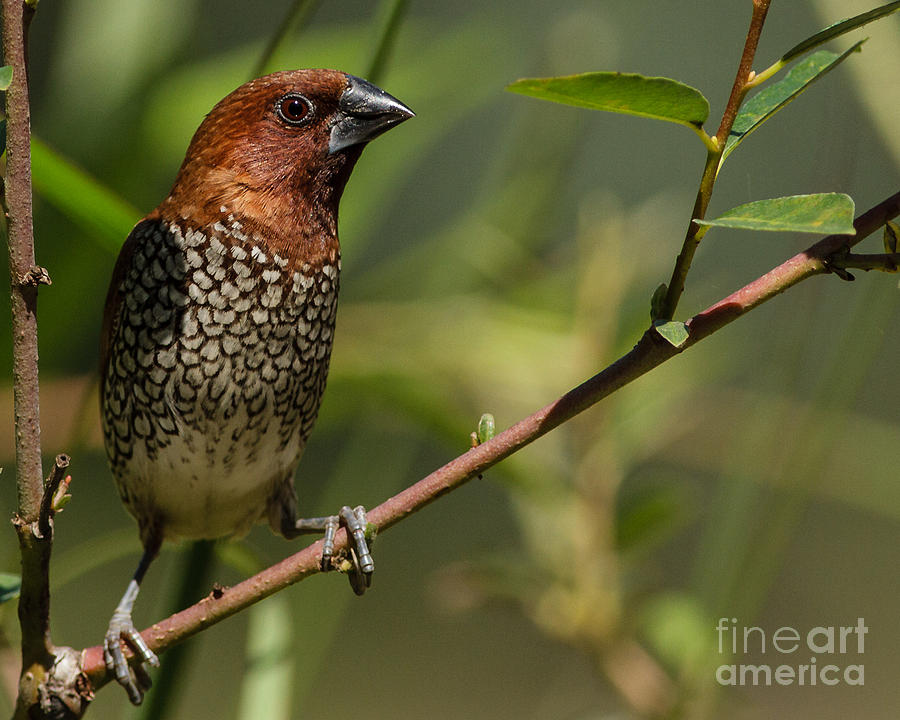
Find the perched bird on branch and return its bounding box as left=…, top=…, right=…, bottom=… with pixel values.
left=99, top=68, right=413, bottom=704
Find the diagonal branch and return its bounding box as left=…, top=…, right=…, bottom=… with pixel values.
left=80, top=187, right=900, bottom=691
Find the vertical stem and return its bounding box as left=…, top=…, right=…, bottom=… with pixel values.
left=661, top=148, right=719, bottom=319
left=3, top=2, right=57, bottom=700
left=714, top=0, right=772, bottom=149
left=3, top=0, right=42, bottom=522
left=659, top=0, right=772, bottom=321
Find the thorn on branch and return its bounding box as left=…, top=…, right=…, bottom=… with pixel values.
left=823, top=258, right=856, bottom=281
left=883, top=221, right=899, bottom=271
left=832, top=266, right=855, bottom=281
left=37, top=454, right=70, bottom=539
left=823, top=247, right=856, bottom=281
left=20, top=264, right=51, bottom=287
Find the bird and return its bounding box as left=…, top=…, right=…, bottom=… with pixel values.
left=99, top=68, right=413, bottom=704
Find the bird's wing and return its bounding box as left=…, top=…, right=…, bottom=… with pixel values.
left=99, top=220, right=146, bottom=398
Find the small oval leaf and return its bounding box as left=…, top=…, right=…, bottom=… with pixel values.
left=653, top=320, right=689, bottom=348
left=697, top=193, right=856, bottom=235
left=477, top=413, right=495, bottom=444
left=507, top=72, right=709, bottom=129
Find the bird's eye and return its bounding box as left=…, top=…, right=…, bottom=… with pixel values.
left=276, top=94, right=313, bottom=125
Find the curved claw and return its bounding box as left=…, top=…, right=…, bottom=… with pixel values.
left=340, top=505, right=374, bottom=595
left=104, top=612, right=158, bottom=705
left=347, top=545, right=372, bottom=596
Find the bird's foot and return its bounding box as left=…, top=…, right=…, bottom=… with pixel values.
left=297, top=505, right=374, bottom=595
left=323, top=505, right=374, bottom=595
left=103, top=610, right=159, bottom=705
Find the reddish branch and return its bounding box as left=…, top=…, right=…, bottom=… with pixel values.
left=81, top=187, right=900, bottom=690
left=714, top=0, right=772, bottom=148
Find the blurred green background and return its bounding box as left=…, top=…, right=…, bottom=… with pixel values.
left=1, top=0, right=898, bottom=718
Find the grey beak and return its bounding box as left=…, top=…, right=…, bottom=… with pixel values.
left=329, top=75, right=415, bottom=154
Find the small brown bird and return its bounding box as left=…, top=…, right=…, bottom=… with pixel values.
left=100, top=68, right=413, bottom=704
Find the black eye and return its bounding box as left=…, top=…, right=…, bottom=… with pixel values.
left=276, top=94, right=313, bottom=125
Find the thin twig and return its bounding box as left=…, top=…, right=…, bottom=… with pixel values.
left=37, top=454, right=70, bottom=540
left=830, top=252, right=900, bottom=272
left=79, top=187, right=900, bottom=691
left=714, top=0, right=772, bottom=149
left=659, top=0, right=772, bottom=321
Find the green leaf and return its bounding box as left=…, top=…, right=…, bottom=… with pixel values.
left=723, top=44, right=863, bottom=163
left=0, top=573, right=21, bottom=603
left=0, top=66, right=11, bottom=91
left=507, top=72, right=709, bottom=129
left=698, top=193, right=856, bottom=235
left=31, top=137, right=142, bottom=254
left=781, top=0, right=900, bottom=63
left=653, top=320, right=689, bottom=348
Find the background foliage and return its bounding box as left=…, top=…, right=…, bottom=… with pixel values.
left=1, top=0, right=898, bottom=718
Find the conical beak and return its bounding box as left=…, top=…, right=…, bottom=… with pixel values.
left=329, top=75, right=415, bottom=154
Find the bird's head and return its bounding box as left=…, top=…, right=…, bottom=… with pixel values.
left=154, top=69, right=413, bottom=253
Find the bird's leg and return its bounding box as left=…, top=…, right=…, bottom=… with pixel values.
left=104, top=543, right=161, bottom=705
left=289, top=505, right=374, bottom=595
